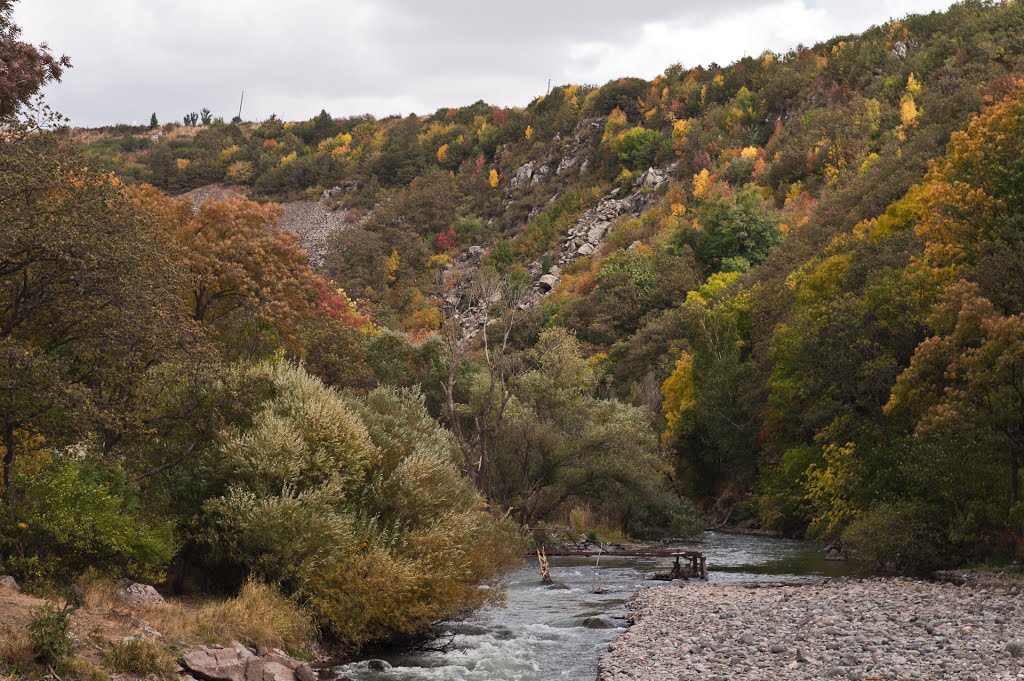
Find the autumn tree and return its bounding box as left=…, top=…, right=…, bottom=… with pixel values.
left=913, top=93, right=1024, bottom=313
left=0, top=0, right=70, bottom=117
left=0, top=138, right=201, bottom=509
left=888, top=282, right=1024, bottom=509
left=175, top=196, right=320, bottom=351
left=439, top=271, right=530, bottom=498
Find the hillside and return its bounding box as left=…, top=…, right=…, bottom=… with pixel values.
left=75, top=0, right=1024, bottom=545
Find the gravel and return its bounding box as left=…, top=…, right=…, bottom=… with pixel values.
left=278, top=200, right=357, bottom=268
left=598, top=577, right=1024, bottom=680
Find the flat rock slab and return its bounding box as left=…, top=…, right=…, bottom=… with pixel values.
left=181, top=642, right=313, bottom=681
left=598, top=577, right=1024, bottom=680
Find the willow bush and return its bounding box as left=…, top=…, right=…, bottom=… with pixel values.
left=202, top=362, right=519, bottom=647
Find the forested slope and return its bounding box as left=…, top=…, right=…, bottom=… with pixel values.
left=76, top=0, right=1024, bottom=568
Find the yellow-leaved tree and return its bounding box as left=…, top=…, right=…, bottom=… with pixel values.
left=661, top=352, right=696, bottom=445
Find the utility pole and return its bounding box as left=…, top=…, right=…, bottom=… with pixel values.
left=546, top=79, right=551, bottom=96
left=237, top=90, right=245, bottom=121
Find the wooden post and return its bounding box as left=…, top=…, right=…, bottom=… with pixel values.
left=537, top=547, right=553, bottom=584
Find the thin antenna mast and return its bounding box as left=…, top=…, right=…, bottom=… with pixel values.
left=237, top=90, right=245, bottom=121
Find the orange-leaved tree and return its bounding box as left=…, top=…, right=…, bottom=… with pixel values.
left=175, top=196, right=321, bottom=351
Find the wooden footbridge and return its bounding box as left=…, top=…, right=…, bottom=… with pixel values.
left=538, top=549, right=708, bottom=580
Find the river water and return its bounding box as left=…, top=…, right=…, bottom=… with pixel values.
left=332, top=531, right=853, bottom=681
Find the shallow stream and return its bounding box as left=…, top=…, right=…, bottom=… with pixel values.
left=333, top=531, right=853, bottom=681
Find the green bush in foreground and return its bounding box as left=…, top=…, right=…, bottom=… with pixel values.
left=28, top=605, right=72, bottom=666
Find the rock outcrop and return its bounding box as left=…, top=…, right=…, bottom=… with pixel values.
left=442, top=165, right=671, bottom=340
left=180, top=642, right=317, bottom=681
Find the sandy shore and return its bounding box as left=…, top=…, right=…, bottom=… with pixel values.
left=598, top=576, right=1024, bottom=680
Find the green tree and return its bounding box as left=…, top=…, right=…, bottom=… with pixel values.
left=888, top=281, right=1024, bottom=510
left=686, top=186, right=782, bottom=272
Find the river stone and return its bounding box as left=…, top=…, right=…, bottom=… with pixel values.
left=366, top=659, right=391, bottom=671
left=583, top=616, right=621, bottom=629
left=1007, top=640, right=1023, bottom=658
left=739, top=632, right=755, bottom=645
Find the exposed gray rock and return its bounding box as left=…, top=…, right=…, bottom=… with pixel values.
left=635, top=167, right=668, bottom=188
left=538, top=274, right=559, bottom=293
left=244, top=657, right=296, bottom=681
left=507, top=162, right=535, bottom=193
left=181, top=643, right=315, bottom=681
left=181, top=644, right=254, bottom=681
left=366, top=659, right=391, bottom=671
left=0, top=575, right=19, bottom=591
left=116, top=579, right=165, bottom=605
left=295, top=664, right=318, bottom=681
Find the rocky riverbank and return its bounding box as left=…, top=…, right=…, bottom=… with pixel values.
left=598, top=575, right=1024, bottom=680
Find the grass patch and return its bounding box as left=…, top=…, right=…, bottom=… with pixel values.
left=60, top=657, right=111, bottom=681
left=103, top=639, right=173, bottom=675
left=83, top=579, right=315, bottom=652
left=0, top=626, right=34, bottom=670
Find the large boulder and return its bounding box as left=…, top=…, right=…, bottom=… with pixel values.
left=537, top=274, right=559, bottom=293
left=0, top=575, right=19, bottom=591
left=244, top=658, right=295, bottom=681
left=507, top=162, right=535, bottom=192
left=583, top=616, right=623, bottom=629
left=116, top=580, right=165, bottom=605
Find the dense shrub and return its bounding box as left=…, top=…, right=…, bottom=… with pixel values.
left=28, top=605, right=72, bottom=665
left=841, top=501, right=949, bottom=574
left=200, top=362, right=519, bottom=646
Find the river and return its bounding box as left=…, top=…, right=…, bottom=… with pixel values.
left=332, top=531, right=854, bottom=681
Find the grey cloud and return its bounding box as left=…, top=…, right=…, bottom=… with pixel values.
left=15, top=0, right=954, bottom=127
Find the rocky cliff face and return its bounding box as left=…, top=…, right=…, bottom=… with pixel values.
left=442, top=165, right=671, bottom=339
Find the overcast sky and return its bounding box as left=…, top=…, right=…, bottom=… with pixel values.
left=17, top=0, right=956, bottom=127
